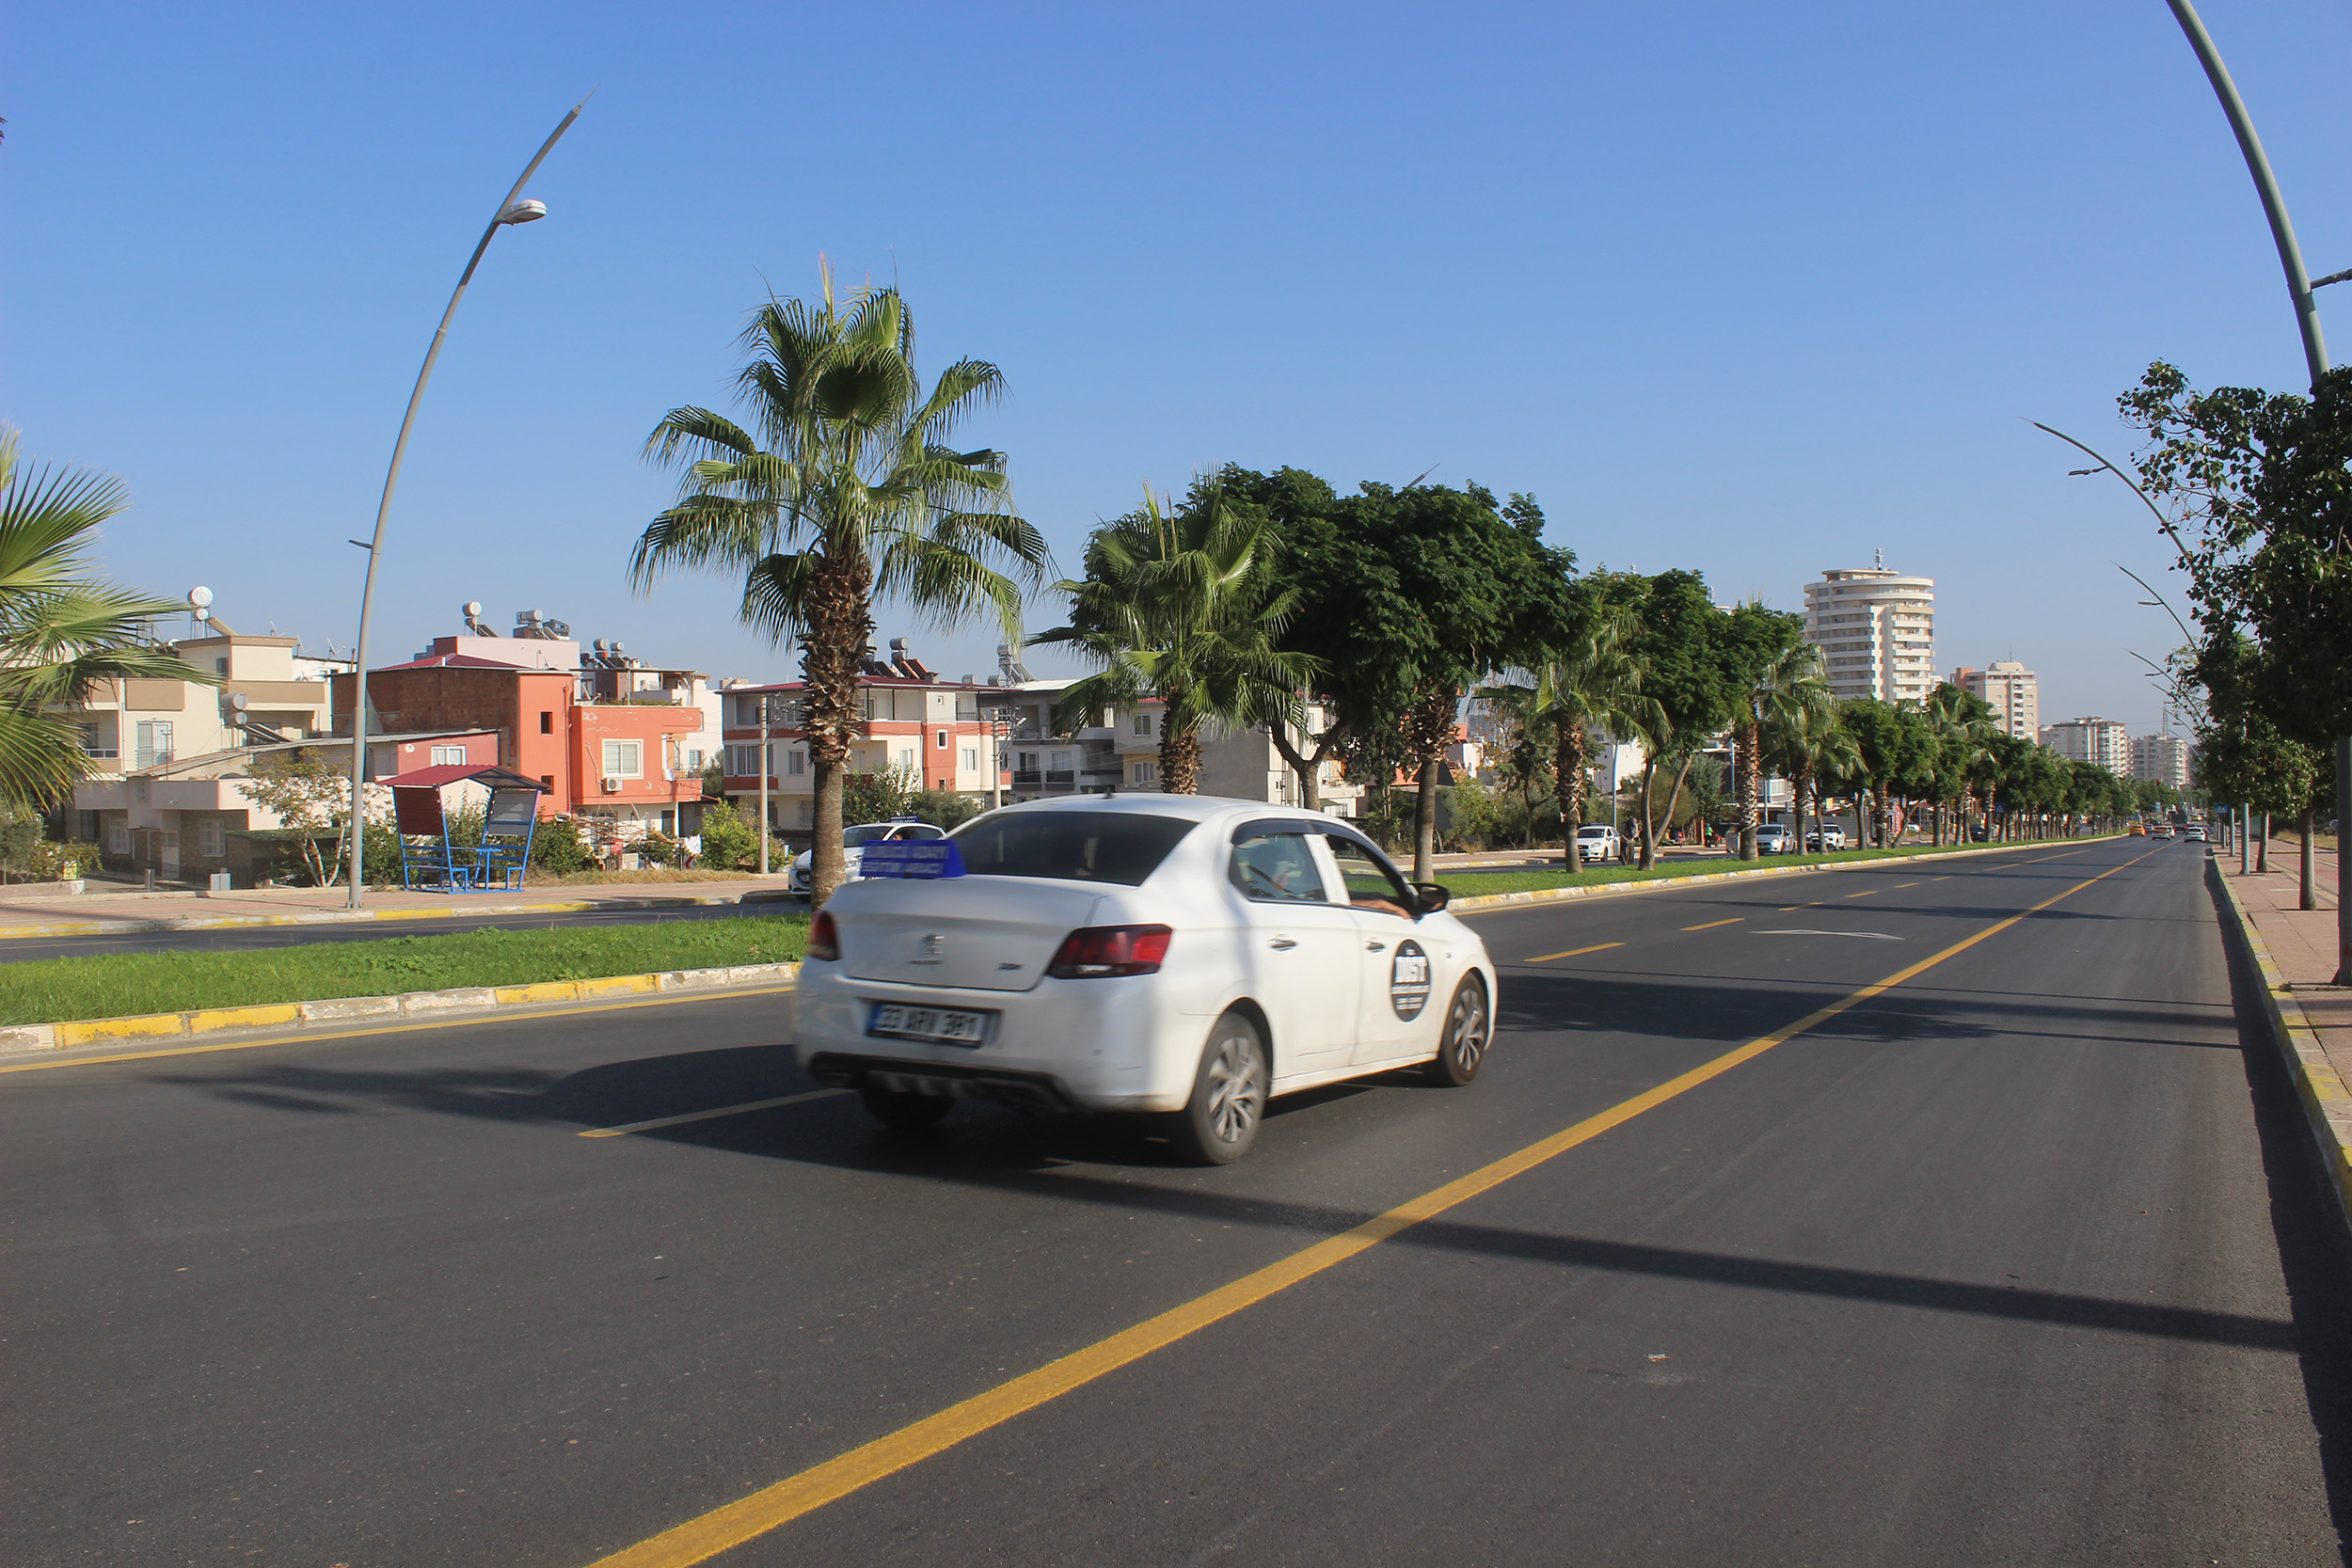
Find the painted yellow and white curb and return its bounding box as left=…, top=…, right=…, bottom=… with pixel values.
left=0, top=961, right=801, bottom=1057
left=2212, top=861, right=2352, bottom=1233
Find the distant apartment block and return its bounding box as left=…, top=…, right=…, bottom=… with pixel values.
left=2132, top=731, right=2192, bottom=791
left=2041, top=716, right=2130, bottom=774
left=1952, top=660, right=2040, bottom=742
left=1803, top=563, right=1936, bottom=704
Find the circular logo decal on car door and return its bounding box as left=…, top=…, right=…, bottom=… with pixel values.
left=1390, top=940, right=1432, bottom=1020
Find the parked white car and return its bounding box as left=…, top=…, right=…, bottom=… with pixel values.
left=794, top=795, right=1499, bottom=1164
left=787, top=819, right=946, bottom=895
left=1755, top=824, right=1796, bottom=854
left=1574, top=823, right=1621, bottom=864
left=1804, top=825, right=1846, bottom=851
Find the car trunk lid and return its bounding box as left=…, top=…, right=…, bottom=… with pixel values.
left=836, top=878, right=1104, bottom=992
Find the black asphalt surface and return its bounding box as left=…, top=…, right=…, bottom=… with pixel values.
left=5, top=837, right=2347, bottom=1566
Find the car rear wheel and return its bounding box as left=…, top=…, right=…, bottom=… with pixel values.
left=860, top=1082, right=955, bottom=1131
left=1423, top=974, right=1490, bottom=1086
left=1168, top=1011, right=1268, bottom=1165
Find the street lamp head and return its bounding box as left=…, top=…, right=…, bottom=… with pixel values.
left=497, top=198, right=548, bottom=226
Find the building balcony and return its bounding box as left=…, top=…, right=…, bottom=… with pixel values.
left=1012, top=769, right=1042, bottom=784
left=1044, top=769, right=1075, bottom=784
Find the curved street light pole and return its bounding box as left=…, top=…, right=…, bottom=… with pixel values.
left=343, top=94, right=591, bottom=908
left=2162, top=2, right=2347, bottom=973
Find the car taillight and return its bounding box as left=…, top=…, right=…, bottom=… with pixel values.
left=807, top=911, right=840, bottom=962
left=1044, top=924, right=1172, bottom=978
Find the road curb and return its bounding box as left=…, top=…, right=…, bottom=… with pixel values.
left=0, top=889, right=804, bottom=943
left=0, top=961, right=802, bottom=1057
left=2209, top=857, right=2352, bottom=1240
left=1446, top=835, right=2122, bottom=914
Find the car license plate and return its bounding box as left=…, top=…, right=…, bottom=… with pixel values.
left=866, top=1002, right=992, bottom=1046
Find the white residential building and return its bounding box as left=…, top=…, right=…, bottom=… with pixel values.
left=2132, top=730, right=2192, bottom=790
left=2042, top=716, right=2130, bottom=774
left=1952, top=660, right=2040, bottom=741
left=1803, top=563, right=1936, bottom=705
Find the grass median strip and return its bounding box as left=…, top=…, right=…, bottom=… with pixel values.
left=0, top=914, right=809, bottom=1028
left=1433, top=840, right=2105, bottom=897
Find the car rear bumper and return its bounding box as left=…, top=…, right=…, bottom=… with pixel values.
left=805, top=1052, right=1087, bottom=1112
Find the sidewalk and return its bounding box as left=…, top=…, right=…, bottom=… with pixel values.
left=0, top=876, right=801, bottom=942
left=2215, top=844, right=2351, bottom=1230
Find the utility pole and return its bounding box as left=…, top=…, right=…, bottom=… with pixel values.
left=2165, top=1, right=2349, bottom=980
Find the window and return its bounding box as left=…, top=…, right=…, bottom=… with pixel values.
left=1229, top=832, right=1327, bottom=903
left=683, top=749, right=705, bottom=770
left=953, top=810, right=1196, bottom=885
left=896, top=747, right=917, bottom=771
left=135, top=720, right=174, bottom=768
left=199, top=819, right=223, bottom=857
left=961, top=747, right=979, bottom=772
left=215, top=657, right=230, bottom=676
left=430, top=745, right=466, bottom=767
left=786, top=748, right=805, bottom=776
left=1324, top=833, right=1416, bottom=919
left=601, top=740, right=642, bottom=778
left=108, top=825, right=131, bottom=854
left=78, top=811, right=101, bottom=842
left=540, top=711, right=554, bottom=735
left=1134, top=760, right=1156, bottom=785
left=1018, top=751, right=1038, bottom=771
left=540, top=775, right=555, bottom=793
left=1133, top=712, right=1153, bottom=736
left=937, top=729, right=950, bottom=749
left=1051, top=750, right=1072, bottom=771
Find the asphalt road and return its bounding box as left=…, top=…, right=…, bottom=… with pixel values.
left=5, top=837, right=2347, bottom=1566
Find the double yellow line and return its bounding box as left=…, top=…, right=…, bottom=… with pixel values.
left=581, top=847, right=2155, bottom=1567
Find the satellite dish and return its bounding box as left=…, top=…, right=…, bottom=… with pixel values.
left=188, top=587, right=214, bottom=610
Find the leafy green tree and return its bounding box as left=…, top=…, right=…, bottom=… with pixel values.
left=1765, top=698, right=1860, bottom=853
left=1920, top=683, right=1996, bottom=845
left=841, top=762, right=920, bottom=825
left=695, top=800, right=757, bottom=870
left=0, top=430, right=206, bottom=805
left=1039, top=483, right=1313, bottom=794
left=631, top=276, right=1050, bottom=904
left=1522, top=589, right=1650, bottom=847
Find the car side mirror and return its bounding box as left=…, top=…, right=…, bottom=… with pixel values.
left=1411, top=882, right=1451, bottom=915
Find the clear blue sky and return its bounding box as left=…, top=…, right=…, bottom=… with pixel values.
left=7, top=1, right=2349, bottom=735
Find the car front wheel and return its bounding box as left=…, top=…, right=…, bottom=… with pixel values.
left=1168, top=1011, right=1268, bottom=1165
left=1423, top=974, right=1491, bottom=1086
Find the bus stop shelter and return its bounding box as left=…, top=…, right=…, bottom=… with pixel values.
left=381, top=764, right=547, bottom=893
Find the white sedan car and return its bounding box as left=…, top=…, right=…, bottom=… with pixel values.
left=794, top=795, right=1499, bottom=1164
left=787, top=819, right=946, bottom=895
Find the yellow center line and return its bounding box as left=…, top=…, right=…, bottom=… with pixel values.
left=1681, top=918, right=1742, bottom=931
left=0, top=987, right=800, bottom=1075
left=580, top=848, right=2157, bottom=1568
left=1521, top=942, right=1623, bottom=963
left=1895, top=882, right=1918, bottom=888
left=1843, top=890, right=1877, bottom=898
left=580, top=1089, right=847, bottom=1138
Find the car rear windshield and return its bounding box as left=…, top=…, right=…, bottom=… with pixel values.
left=952, top=811, right=1196, bottom=885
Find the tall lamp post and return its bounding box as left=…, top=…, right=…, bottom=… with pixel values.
left=2163, top=2, right=2351, bottom=980
left=343, top=95, right=590, bottom=908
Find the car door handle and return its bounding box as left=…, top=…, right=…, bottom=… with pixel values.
left=1364, top=940, right=1388, bottom=952
left=1267, top=936, right=1298, bottom=950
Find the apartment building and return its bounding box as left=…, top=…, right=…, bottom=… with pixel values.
left=2131, top=730, right=2193, bottom=791
left=1952, top=660, right=2040, bottom=741
left=1803, top=563, right=1937, bottom=704
left=721, top=641, right=1001, bottom=834
left=2041, top=716, right=2131, bottom=774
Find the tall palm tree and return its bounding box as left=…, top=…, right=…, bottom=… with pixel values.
left=1764, top=699, right=1861, bottom=854
left=1920, top=685, right=1994, bottom=846
left=1728, top=636, right=1831, bottom=861
left=631, top=276, right=1049, bottom=902
left=0, top=430, right=201, bottom=806
left=1521, top=608, right=1646, bottom=850
left=1038, top=484, right=1314, bottom=793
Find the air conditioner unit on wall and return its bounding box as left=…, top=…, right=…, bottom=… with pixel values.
left=601, top=776, right=621, bottom=793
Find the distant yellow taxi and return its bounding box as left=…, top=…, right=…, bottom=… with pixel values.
left=2129, top=823, right=2147, bottom=836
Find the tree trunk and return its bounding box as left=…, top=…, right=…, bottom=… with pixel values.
left=1159, top=721, right=1202, bottom=794
left=1405, top=684, right=1457, bottom=883
left=1636, top=757, right=1660, bottom=869
left=2256, top=812, right=2268, bottom=873
left=1266, top=708, right=1339, bottom=813
left=803, top=549, right=874, bottom=905
left=1413, top=758, right=1440, bottom=880
left=1555, top=721, right=1588, bottom=851
left=1874, top=781, right=1890, bottom=848
left=1653, top=751, right=1696, bottom=867
left=1737, top=719, right=1760, bottom=861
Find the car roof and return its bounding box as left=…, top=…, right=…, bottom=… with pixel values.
left=972, top=793, right=1300, bottom=827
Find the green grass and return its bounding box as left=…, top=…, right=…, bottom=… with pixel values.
left=1432, top=839, right=2100, bottom=898
left=0, top=913, right=810, bottom=1028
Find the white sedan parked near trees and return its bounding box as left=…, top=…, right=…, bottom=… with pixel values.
left=794, top=795, right=1500, bottom=1164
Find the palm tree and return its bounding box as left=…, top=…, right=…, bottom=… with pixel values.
left=1764, top=699, right=1860, bottom=854
left=0, top=430, right=201, bottom=806
left=1038, top=483, right=1314, bottom=793
left=631, top=276, right=1050, bottom=902
left=1919, top=685, right=1994, bottom=846
left=1727, top=634, right=1831, bottom=861
left=1522, top=608, right=1647, bottom=850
